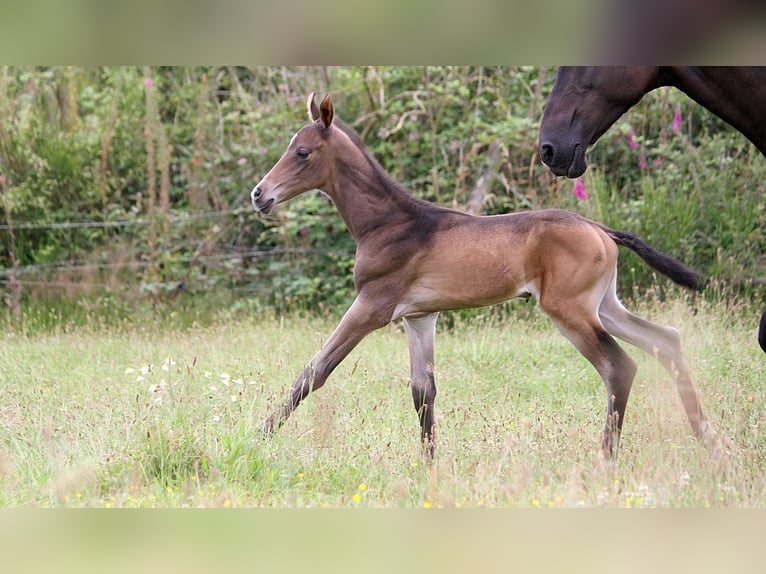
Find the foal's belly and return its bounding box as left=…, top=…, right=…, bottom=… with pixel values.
left=391, top=261, right=530, bottom=319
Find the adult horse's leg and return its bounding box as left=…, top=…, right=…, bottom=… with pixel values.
left=597, top=280, right=720, bottom=449
left=758, top=309, right=766, bottom=354
left=261, top=296, right=391, bottom=435
left=403, top=312, right=439, bottom=458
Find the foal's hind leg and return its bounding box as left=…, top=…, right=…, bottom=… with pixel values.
left=403, top=313, right=439, bottom=458
left=598, top=289, right=719, bottom=447
left=543, top=298, right=638, bottom=459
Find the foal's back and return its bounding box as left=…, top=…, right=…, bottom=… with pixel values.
left=388, top=208, right=616, bottom=318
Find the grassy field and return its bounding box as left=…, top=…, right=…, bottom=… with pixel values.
left=1, top=294, right=764, bottom=508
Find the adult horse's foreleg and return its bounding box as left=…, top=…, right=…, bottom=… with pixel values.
left=403, top=312, right=439, bottom=458
left=758, top=309, right=766, bottom=354
left=261, top=296, right=391, bottom=435
left=598, top=289, right=720, bottom=448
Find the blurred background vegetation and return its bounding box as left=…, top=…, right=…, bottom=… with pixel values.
left=0, top=66, right=764, bottom=330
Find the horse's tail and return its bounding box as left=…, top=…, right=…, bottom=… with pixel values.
left=598, top=224, right=700, bottom=291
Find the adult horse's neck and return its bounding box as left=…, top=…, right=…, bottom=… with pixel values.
left=322, top=126, right=429, bottom=243
left=662, top=67, right=766, bottom=156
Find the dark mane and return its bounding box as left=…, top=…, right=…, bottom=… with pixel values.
left=333, top=118, right=435, bottom=210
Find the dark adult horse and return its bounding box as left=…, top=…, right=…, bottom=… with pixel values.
left=538, top=66, right=766, bottom=354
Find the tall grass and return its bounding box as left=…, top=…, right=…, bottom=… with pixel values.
left=1, top=292, right=763, bottom=508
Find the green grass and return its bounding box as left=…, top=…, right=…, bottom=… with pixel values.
left=0, top=295, right=764, bottom=508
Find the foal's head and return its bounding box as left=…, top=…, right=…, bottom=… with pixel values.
left=251, top=93, right=336, bottom=215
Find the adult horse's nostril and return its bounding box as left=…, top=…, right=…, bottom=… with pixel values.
left=252, top=185, right=262, bottom=199
left=540, top=142, right=555, bottom=165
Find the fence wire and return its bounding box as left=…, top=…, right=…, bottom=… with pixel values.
left=0, top=207, right=353, bottom=294
left=0, top=208, right=244, bottom=230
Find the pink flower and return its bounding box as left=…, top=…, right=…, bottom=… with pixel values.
left=144, top=78, right=154, bottom=89
left=672, top=106, right=682, bottom=134
left=627, top=129, right=638, bottom=149
left=572, top=178, right=588, bottom=200
left=639, top=153, right=647, bottom=170
left=237, top=157, right=247, bottom=166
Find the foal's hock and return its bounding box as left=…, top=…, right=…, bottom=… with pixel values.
left=251, top=92, right=719, bottom=459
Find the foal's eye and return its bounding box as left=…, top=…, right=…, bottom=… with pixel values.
left=296, top=149, right=310, bottom=160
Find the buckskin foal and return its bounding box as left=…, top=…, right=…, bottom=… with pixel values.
left=251, top=93, right=720, bottom=460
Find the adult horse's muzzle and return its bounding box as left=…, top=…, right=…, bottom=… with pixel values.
left=539, top=140, right=587, bottom=178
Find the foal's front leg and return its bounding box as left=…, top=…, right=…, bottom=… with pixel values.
left=403, top=313, right=439, bottom=458
left=262, top=296, right=391, bottom=434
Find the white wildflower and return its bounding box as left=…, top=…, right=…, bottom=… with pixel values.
left=160, top=357, right=176, bottom=372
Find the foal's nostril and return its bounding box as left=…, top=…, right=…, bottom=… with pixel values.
left=540, top=142, right=555, bottom=165
left=252, top=185, right=262, bottom=199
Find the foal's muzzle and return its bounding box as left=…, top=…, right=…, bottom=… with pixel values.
left=251, top=184, right=274, bottom=214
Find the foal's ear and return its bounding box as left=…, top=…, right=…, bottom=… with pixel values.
left=319, top=93, right=334, bottom=128
left=307, top=92, right=320, bottom=121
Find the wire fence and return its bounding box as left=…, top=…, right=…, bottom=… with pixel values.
left=0, top=207, right=354, bottom=297
left=0, top=246, right=349, bottom=279
left=0, top=208, right=243, bottom=231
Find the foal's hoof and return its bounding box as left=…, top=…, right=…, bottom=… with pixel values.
left=260, top=418, right=276, bottom=438
left=421, top=433, right=436, bottom=462
left=699, top=423, right=732, bottom=468
left=595, top=449, right=618, bottom=473
left=418, top=440, right=435, bottom=463
left=709, top=435, right=734, bottom=471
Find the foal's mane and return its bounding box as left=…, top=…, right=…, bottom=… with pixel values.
left=332, top=118, right=433, bottom=208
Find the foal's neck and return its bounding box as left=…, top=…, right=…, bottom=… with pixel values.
left=326, top=132, right=426, bottom=242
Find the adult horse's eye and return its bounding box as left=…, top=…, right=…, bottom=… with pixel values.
left=296, top=148, right=310, bottom=159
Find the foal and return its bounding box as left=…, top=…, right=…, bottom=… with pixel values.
left=251, top=93, right=719, bottom=460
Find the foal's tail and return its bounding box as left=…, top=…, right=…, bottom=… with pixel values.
left=599, top=225, right=700, bottom=291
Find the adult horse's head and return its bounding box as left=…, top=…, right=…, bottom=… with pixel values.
left=251, top=92, right=335, bottom=215
left=538, top=67, right=659, bottom=178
